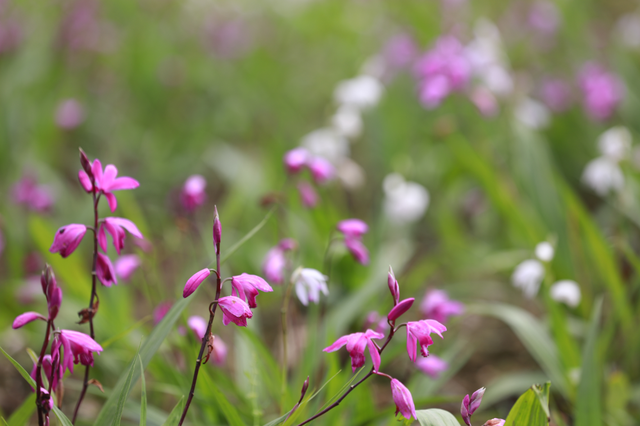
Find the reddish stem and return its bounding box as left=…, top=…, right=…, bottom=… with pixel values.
left=35, top=320, right=52, bottom=426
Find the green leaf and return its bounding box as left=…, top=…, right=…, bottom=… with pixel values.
left=262, top=410, right=294, bottom=426
left=114, top=347, right=140, bottom=426
left=574, top=297, right=603, bottom=426
left=504, top=382, right=551, bottom=426
left=139, top=355, right=147, bottom=426
left=200, top=370, right=247, bottom=426
left=0, top=346, right=36, bottom=388
left=51, top=406, right=74, bottom=426
left=161, top=396, right=185, bottom=426
left=415, top=408, right=461, bottom=426
left=7, top=393, right=35, bottom=426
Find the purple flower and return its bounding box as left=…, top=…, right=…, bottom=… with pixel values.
left=388, top=298, right=414, bottom=322
left=115, top=254, right=140, bottom=281
left=12, top=311, right=47, bottom=329
left=230, top=273, right=273, bottom=308
left=284, top=147, right=309, bottom=174
left=262, top=239, right=296, bottom=284
left=78, top=158, right=140, bottom=212
left=308, top=157, right=335, bottom=184
left=183, top=268, right=211, bottom=298
left=578, top=63, right=624, bottom=121
left=55, top=99, right=84, bottom=129
left=324, top=329, right=384, bottom=372
left=337, top=219, right=368, bottom=238
left=337, top=219, right=369, bottom=265
left=461, top=387, right=486, bottom=426
left=415, top=354, right=448, bottom=378
left=180, top=175, right=207, bottom=212
left=420, top=289, right=464, bottom=324
left=297, top=181, right=318, bottom=208
left=383, top=33, right=418, bottom=69
left=218, top=296, right=253, bottom=327
left=59, top=329, right=103, bottom=373
left=406, top=319, right=447, bottom=362
left=31, top=355, right=63, bottom=394
left=49, top=224, right=87, bottom=258
left=390, top=378, right=417, bottom=420
left=96, top=253, right=117, bottom=287
left=153, top=302, right=172, bottom=325
left=540, top=78, right=572, bottom=112
left=98, top=217, right=143, bottom=255
left=11, top=175, right=54, bottom=212
left=344, top=237, right=369, bottom=265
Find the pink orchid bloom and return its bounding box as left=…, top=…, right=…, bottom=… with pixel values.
left=59, top=329, right=103, bottom=373
left=12, top=311, right=47, bottom=329
left=115, top=254, right=141, bottom=281
left=183, top=268, right=211, bottom=298
left=186, top=316, right=227, bottom=366
left=415, top=354, right=448, bottom=378
left=78, top=159, right=139, bottom=212
left=297, top=181, right=318, bottom=208
left=96, top=253, right=117, bottom=287
left=344, top=237, right=369, bottom=265
left=230, top=273, right=273, bottom=308
left=461, top=387, right=486, bottom=426
left=187, top=316, right=208, bottom=340
left=218, top=296, right=253, bottom=327
left=484, top=419, right=506, bottom=426
left=180, top=175, right=207, bottom=212
left=388, top=266, right=400, bottom=305
left=153, top=302, right=172, bottom=325
left=262, top=238, right=297, bottom=284
left=49, top=224, right=87, bottom=258
left=11, top=176, right=54, bottom=212
left=336, top=219, right=369, bottom=238
left=420, top=289, right=464, bottom=324
left=578, top=63, right=624, bottom=121
left=406, top=319, right=447, bottom=362
left=390, top=378, right=417, bottom=420
left=284, top=147, right=309, bottom=174
left=308, top=157, right=335, bottom=184
left=324, top=329, right=384, bottom=372
left=98, top=217, right=143, bottom=255
left=388, top=298, right=414, bottom=322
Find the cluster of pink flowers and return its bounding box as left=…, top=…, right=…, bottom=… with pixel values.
left=283, top=147, right=336, bottom=208
left=337, top=218, right=369, bottom=265
left=12, top=175, right=55, bottom=213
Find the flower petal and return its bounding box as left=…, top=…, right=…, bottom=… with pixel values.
left=13, top=312, right=47, bottom=329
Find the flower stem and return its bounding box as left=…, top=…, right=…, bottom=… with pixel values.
left=35, top=320, right=52, bottom=426
left=178, top=250, right=222, bottom=425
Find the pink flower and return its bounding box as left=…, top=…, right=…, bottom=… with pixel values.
left=98, top=217, right=143, bottom=255
left=96, top=253, right=117, bottom=287
left=578, top=63, right=624, bottom=121
left=183, top=268, right=211, bottom=298
left=484, top=419, right=506, bottom=426
left=218, top=296, right=253, bottom=327
left=297, top=181, right=318, bottom=208
left=262, top=239, right=296, bottom=285
left=115, top=254, right=140, bottom=281
left=470, top=87, right=499, bottom=117
left=31, top=355, right=64, bottom=393
left=12, top=311, right=47, bottom=329
left=336, top=219, right=369, bottom=238
left=12, top=176, right=54, bottom=212
left=461, top=387, right=485, bottom=426
left=153, top=302, right=172, bottom=325
left=383, top=33, right=419, bottom=69
left=388, top=298, right=414, bottom=322
left=55, top=99, right=84, bottom=129
left=187, top=315, right=208, bottom=340
left=390, top=378, right=416, bottom=420
left=230, top=273, right=273, bottom=308
left=323, top=329, right=384, bottom=372
left=59, top=329, right=103, bottom=373
left=49, top=224, right=87, bottom=258
left=78, top=159, right=139, bottom=212
left=406, top=319, right=447, bottom=362
left=540, top=78, right=572, bottom=112
left=308, top=157, right=335, bottom=184
left=284, top=147, right=309, bottom=174
left=180, top=175, right=207, bottom=212
left=415, top=354, right=448, bottom=378
left=388, top=266, right=400, bottom=305
left=344, top=237, right=369, bottom=265
left=420, top=289, right=464, bottom=324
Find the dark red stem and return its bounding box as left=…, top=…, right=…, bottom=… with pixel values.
left=35, top=320, right=52, bottom=426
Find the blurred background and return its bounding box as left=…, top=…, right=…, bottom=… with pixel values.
left=1, top=0, right=640, bottom=424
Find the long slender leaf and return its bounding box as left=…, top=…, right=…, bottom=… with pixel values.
left=139, top=355, right=147, bottom=426
left=51, top=406, right=74, bottom=426
left=114, top=347, right=140, bottom=426
left=200, top=370, right=246, bottom=426
left=7, top=393, right=35, bottom=426
left=161, top=396, right=185, bottom=426
left=416, top=409, right=461, bottom=426
left=574, top=297, right=603, bottom=426
left=504, top=382, right=550, bottom=426
left=0, top=346, right=36, bottom=387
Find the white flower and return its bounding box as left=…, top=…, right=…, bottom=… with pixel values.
left=331, top=105, right=363, bottom=139
left=512, top=259, right=545, bottom=298
left=292, top=268, right=328, bottom=306
left=383, top=173, right=430, bottom=225
left=598, top=126, right=631, bottom=162
left=514, top=97, right=550, bottom=130
left=535, top=242, right=554, bottom=262
left=581, top=156, right=624, bottom=196
left=333, top=75, right=384, bottom=110
left=301, top=128, right=349, bottom=164
left=615, top=14, right=640, bottom=49
left=550, top=280, right=581, bottom=308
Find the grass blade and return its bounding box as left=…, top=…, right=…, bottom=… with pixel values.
left=139, top=355, right=147, bottom=426
left=574, top=297, right=603, bottom=426
left=161, top=396, right=185, bottom=426
left=7, top=393, right=35, bottom=426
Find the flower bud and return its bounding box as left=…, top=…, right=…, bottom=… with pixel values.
left=40, top=264, right=56, bottom=295
left=388, top=266, right=400, bottom=305
left=300, top=376, right=310, bottom=400
left=79, top=148, right=93, bottom=181
left=213, top=206, right=222, bottom=252
left=387, top=298, right=414, bottom=322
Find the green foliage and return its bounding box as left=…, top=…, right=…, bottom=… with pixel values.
left=7, top=394, right=35, bottom=426
left=416, top=408, right=462, bottom=426
left=574, top=298, right=603, bottom=426
left=504, top=383, right=551, bottom=426
left=161, top=396, right=185, bottom=426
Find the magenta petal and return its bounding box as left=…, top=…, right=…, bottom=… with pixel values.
left=98, top=225, right=108, bottom=253
left=391, top=378, right=416, bottom=420
left=183, top=268, right=211, bottom=298
left=78, top=170, right=93, bottom=192
left=336, top=219, right=369, bottom=238
left=108, top=176, right=140, bottom=191
left=50, top=224, right=87, bottom=258
left=91, top=159, right=103, bottom=187
left=187, top=316, right=208, bottom=340
left=108, top=217, right=143, bottom=238
left=102, top=165, right=118, bottom=186
left=366, top=338, right=381, bottom=371
left=115, top=254, right=140, bottom=281
left=12, top=312, right=47, bottom=329
left=96, top=253, right=117, bottom=286
left=388, top=298, right=415, bottom=322
left=323, top=335, right=350, bottom=352
left=104, top=192, right=118, bottom=212
left=344, top=237, right=369, bottom=265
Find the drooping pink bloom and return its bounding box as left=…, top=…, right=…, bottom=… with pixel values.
left=383, top=33, right=419, bottom=70
left=218, top=296, right=253, bottom=327
left=78, top=159, right=140, bottom=212
left=284, top=147, right=309, bottom=174
left=388, top=298, right=414, bottom=322
left=213, top=206, right=221, bottom=249
left=96, top=253, right=117, bottom=287
left=98, top=217, right=143, bottom=255
left=390, top=378, right=417, bottom=420
left=115, top=254, right=140, bottom=281
left=262, top=239, right=296, bottom=284
left=31, top=355, right=64, bottom=393
left=388, top=266, right=400, bottom=305
left=484, top=419, right=506, bottom=426
left=461, top=387, right=486, bottom=426
left=421, top=289, right=464, bottom=324
left=337, top=219, right=369, bottom=238
left=578, top=63, right=624, bottom=121
left=180, top=175, right=207, bottom=212
left=344, top=237, right=369, bottom=265
left=153, top=302, right=172, bottom=325
left=55, top=99, right=84, bottom=129
left=323, top=329, right=384, bottom=372
left=49, top=224, right=87, bottom=258
left=540, top=78, right=572, bottom=112
left=406, top=319, right=447, bottom=362
left=415, top=354, right=448, bottom=378
left=183, top=268, right=211, bottom=298
left=308, top=157, right=335, bottom=184
left=187, top=315, right=208, bottom=340
left=12, top=311, right=47, bottom=329
left=59, top=329, right=103, bottom=373
left=297, top=181, right=318, bottom=208
left=230, top=273, right=273, bottom=308
left=11, top=176, right=54, bottom=212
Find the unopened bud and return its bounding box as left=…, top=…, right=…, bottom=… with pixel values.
left=213, top=206, right=222, bottom=252
left=40, top=264, right=56, bottom=296
left=387, top=298, right=414, bottom=322
left=300, top=376, right=309, bottom=400
left=79, top=148, right=93, bottom=180
left=388, top=266, right=400, bottom=305
left=469, top=387, right=485, bottom=415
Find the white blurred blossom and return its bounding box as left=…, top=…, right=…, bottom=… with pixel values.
left=331, top=105, right=363, bottom=139
left=515, top=97, right=550, bottom=130
left=550, top=280, right=581, bottom=308
left=581, top=157, right=624, bottom=196
left=598, top=126, right=631, bottom=161
left=301, top=128, right=349, bottom=164
left=512, top=259, right=544, bottom=298
left=383, top=173, right=430, bottom=224
left=615, top=14, right=640, bottom=49
left=535, top=242, right=554, bottom=262
left=333, top=75, right=384, bottom=110
left=292, top=267, right=329, bottom=306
